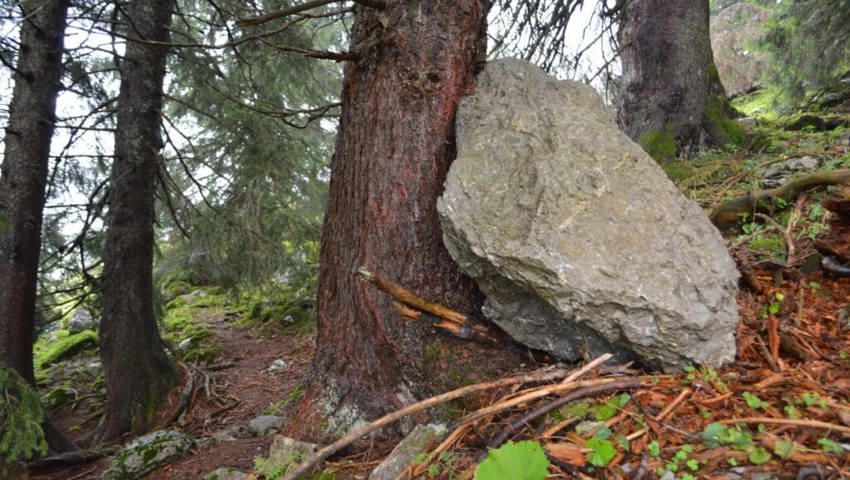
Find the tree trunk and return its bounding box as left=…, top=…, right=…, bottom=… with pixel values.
left=617, top=0, right=740, bottom=160
left=99, top=0, right=178, bottom=442
left=287, top=0, right=489, bottom=440
left=0, top=0, right=77, bottom=453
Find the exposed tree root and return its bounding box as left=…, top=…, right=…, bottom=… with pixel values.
left=710, top=169, right=850, bottom=228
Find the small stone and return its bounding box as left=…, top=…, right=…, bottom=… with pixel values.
left=736, top=116, right=757, bottom=128
left=786, top=155, right=818, bottom=171
left=267, top=359, right=287, bottom=374
left=68, top=308, right=97, bottom=333
left=267, top=435, right=318, bottom=467
left=282, top=315, right=295, bottom=325
left=248, top=415, right=285, bottom=437
left=210, top=430, right=237, bottom=442
left=85, top=362, right=102, bottom=376
left=203, top=467, right=249, bottom=480
left=574, top=421, right=607, bottom=438
left=369, top=424, right=447, bottom=480
left=101, top=430, right=193, bottom=480
left=178, top=337, right=193, bottom=351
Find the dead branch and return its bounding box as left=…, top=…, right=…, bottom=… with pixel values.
left=239, top=0, right=384, bottom=26
left=281, top=365, right=575, bottom=480
left=710, top=169, right=850, bottom=228
left=357, top=267, right=497, bottom=342
left=486, top=379, right=640, bottom=449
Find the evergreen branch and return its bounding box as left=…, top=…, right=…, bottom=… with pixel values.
left=238, top=0, right=383, bottom=27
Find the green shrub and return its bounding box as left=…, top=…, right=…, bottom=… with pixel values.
left=0, top=367, right=47, bottom=476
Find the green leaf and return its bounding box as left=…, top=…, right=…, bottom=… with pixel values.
left=647, top=440, right=661, bottom=457
left=686, top=458, right=700, bottom=471
left=818, top=438, right=843, bottom=455
left=773, top=438, right=796, bottom=459
left=702, top=423, right=728, bottom=448
left=748, top=446, right=772, bottom=464
left=474, top=441, right=549, bottom=480
left=743, top=392, right=768, bottom=409
left=585, top=438, right=616, bottom=468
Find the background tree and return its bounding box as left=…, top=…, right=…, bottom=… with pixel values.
left=760, top=0, right=850, bottom=110
left=617, top=0, right=741, bottom=160
left=285, top=0, right=491, bottom=439
left=98, top=0, right=179, bottom=441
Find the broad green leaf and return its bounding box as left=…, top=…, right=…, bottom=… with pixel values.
left=585, top=438, right=616, bottom=467
left=474, top=440, right=549, bottom=480
left=748, top=446, right=772, bottom=464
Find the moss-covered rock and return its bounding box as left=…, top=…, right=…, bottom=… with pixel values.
left=35, top=329, right=98, bottom=368
left=101, top=430, right=193, bottom=480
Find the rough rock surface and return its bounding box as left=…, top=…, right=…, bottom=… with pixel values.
left=101, top=430, right=193, bottom=480
left=267, top=435, right=318, bottom=467
left=247, top=415, right=285, bottom=437
left=203, top=467, right=249, bottom=480
left=369, top=424, right=447, bottom=480
left=68, top=308, right=97, bottom=333
left=710, top=3, right=770, bottom=97
left=438, top=59, right=739, bottom=371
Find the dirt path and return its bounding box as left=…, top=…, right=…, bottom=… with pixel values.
left=29, top=309, right=315, bottom=480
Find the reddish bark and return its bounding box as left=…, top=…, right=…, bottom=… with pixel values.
left=98, top=0, right=178, bottom=441
left=287, top=0, right=489, bottom=439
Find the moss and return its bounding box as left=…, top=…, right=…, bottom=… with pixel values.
left=162, top=305, right=219, bottom=364
left=639, top=129, right=677, bottom=161
left=34, top=329, right=98, bottom=368
left=0, top=367, right=47, bottom=474
left=705, top=94, right=745, bottom=147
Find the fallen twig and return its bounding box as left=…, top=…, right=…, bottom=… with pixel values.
left=486, top=379, right=640, bottom=450
left=281, top=365, right=573, bottom=480
left=719, top=416, right=850, bottom=435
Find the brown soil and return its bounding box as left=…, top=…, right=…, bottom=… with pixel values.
left=26, top=308, right=315, bottom=480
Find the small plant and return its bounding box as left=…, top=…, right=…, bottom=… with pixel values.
left=647, top=440, right=661, bottom=457
left=743, top=391, right=770, bottom=410
left=818, top=438, right=844, bottom=455
left=0, top=368, right=48, bottom=477
left=585, top=437, right=616, bottom=467
left=474, top=440, right=549, bottom=480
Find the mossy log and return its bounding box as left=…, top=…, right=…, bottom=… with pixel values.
left=710, top=169, right=850, bottom=229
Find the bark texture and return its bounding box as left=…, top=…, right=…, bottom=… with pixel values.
left=0, top=0, right=68, bottom=384
left=617, top=0, right=739, bottom=160
left=0, top=0, right=76, bottom=454
left=99, top=0, right=178, bottom=441
left=288, top=0, right=489, bottom=440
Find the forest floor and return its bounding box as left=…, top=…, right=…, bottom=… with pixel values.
left=19, top=87, right=850, bottom=480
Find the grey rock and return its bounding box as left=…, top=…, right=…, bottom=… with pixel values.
left=438, top=59, right=739, bottom=371
left=736, top=116, right=757, bottom=128
left=178, top=337, right=193, bottom=351
left=574, top=421, right=607, bottom=438
left=369, top=424, right=447, bottom=480
left=203, top=467, right=249, bottom=480
left=179, top=289, right=208, bottom=304
left=786, top=155, right=819, bottom=171
left=267, top=435, right=318, bottom=467
left=248, top=415, right=285, bottom=437
left=101, top=430, right=193, bottom=480
left=85, top=362, right=102, bottom=377
left=210, top=430, right=238, bottom=442
left=68, top=308, right=97, bottom=333
left=267, top=359, right=287, bottom=374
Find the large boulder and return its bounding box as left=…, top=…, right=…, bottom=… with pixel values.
left=710, top=3, right=771, bottom=97
left=437, top=59, right=739, bottom=371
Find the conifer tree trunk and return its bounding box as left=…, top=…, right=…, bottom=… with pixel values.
left=99, top=0, right=178, bottom=441
left=0, top=0, right=68, bottom=387
left=287, top=0, right=488, bottom=439
left=617, top=0, right=739, bottom=160
left=0, top=0, right=75, bottom=453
